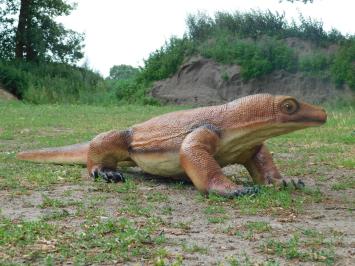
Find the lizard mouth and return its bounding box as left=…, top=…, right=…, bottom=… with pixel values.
left=292, top=106, right=327, bottom=126
left=280, top=107, right=327, bottom=128
left=299, top=116, right=327, bottom=125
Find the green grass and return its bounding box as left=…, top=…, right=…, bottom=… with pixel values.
left=0, top=101, right=183, bottom=190
left=224, top=221, right=272, bottom=241
left=0, top=101, right=353, bottom=264
left=261, top=230, right=337, bottom=265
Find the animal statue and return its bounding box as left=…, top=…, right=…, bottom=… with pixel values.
left=18, top=94, right=327, bottom=197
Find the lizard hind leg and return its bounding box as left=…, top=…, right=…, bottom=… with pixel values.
left=87, top=130, right=132, bottom=183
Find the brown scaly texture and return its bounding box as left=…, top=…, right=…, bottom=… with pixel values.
left=17, top=94, right=327, bottom=197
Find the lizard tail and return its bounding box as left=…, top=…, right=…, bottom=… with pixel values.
left=17, top=142, right=89, bottom=165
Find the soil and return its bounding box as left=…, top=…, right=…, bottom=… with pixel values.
left=1, top=164, right=354, bottom=265
left=151, top=56, right=353, bottom=106
left=0, top=86, right=18, bottom=101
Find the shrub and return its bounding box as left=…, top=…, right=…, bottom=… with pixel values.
left=0, top=60, right=115, bottom=104
left=331, top=39, right=355, bottom=90
left=200, top=36, right=296, bottom=80
left=299, top=53, right=332, bottom=76
left=140, top=37, right=194, bottom=82
left=187, top=10, right=345, bottom=45
left=108, top=65, right=140, bottom=81
left=111, top=78, right=159, bottom=105
left=0, top=61, right=29, bottom=97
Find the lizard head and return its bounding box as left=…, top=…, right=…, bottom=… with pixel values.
left=273, top=95, right=327, bottom=129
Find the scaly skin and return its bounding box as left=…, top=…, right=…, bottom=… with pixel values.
left=17, top=94, right=327, bottom=197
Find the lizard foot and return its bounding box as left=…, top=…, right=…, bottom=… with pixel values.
left=91, top=168, right=125, bottom=183
left=280, top=178, right=305, bottom=189
left=222, top=186, right=260, bottom=198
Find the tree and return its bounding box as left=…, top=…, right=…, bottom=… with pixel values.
left=108, top=65, right=140, bottom=80
left=0, top=0, right=83, bottom=63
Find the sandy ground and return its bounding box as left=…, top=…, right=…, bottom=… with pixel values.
left=0, top=163, right=354, bottom=265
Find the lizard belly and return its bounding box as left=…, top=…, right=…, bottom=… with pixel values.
left=130, top=152, right=184, bottom=177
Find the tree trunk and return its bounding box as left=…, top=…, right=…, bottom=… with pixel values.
left=15, top=0, right=31, bottom=60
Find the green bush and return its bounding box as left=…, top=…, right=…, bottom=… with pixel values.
left=108, top=65, right=140, bottom=81
left=331, top=40, right=355, bottom=90
left=0, top=60, right=117, bottom=104
left=200, top=36, right=296, bottom=80
left=0, top=61, right=29, bottom=97
left=140, top=37, right=194, bottom=82
left=187, top=11, right=345, bottom=45
left=110, top=79, right=159, bottom=105
left=299, top=53, right=332, bottom=76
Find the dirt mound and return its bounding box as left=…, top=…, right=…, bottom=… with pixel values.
left=0, top=84, right=18, bottom=101
left=151, top=57, right=349, bottom=105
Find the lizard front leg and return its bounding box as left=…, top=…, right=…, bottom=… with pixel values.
left=87, top=130, right=131, bottom=183
left=180, top=126, right=258, bottom=197
left=244, top=144, right=304, bottom=189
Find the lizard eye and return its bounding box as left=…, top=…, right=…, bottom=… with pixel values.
left=280, top=99, right=299, bottom=115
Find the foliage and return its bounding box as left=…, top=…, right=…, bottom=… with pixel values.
left=140, top=37, right=194, bottom=82
left=109, top=78, right=159, bottom=105
left=299, top=53, right=332, bottom=76
left=0, top=58, right=163, bottom=105
left=108, top=64, right=139, bottom=81
left=1, top=8, right=354, bottom=104
left=0, top=0, right=83, bottom=63
left=0, top=0, right=17, bottom=59
left=0, top=60, right=112, bottom=104
left=200, top=35, right=296, bottom=80
left=331, top=39, right=355, bottom=90
left=187, top=11, right=345, bottom=45
left=0, top=60, right=28, bottom=97
left=126, top=9, right=351, bottom=92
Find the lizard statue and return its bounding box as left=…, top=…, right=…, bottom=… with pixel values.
left=17, top=94, right=327, bottom=197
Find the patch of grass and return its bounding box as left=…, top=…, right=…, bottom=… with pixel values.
left=334, top=158, right=355, bottom=169
left=181, top=242, right=208, bottom=254
left=224, top=221, right=272, bottom=240
left=147, top=192, right=169, bottom=203
left=172, top=221, right=191, bottom=230
left=161, top=205, right=174, bottom=215
left=233, top=187, right=303, bottom=215
left=39, top=195, right=82, bottom=209
left=42, top=209, right=70, bottom=221
left=204, top=205, right=226, bottom=215
left=207, top=216, right=228, bottom=224
left=246, top=221, right=272, bottom=233
left=65, top=217, right=165, bottom=264
left=0, top=215, right=166, bottom=264
left=261, top=232, right=335, bottom=264
left=331, top=179, right=355, bottom=191
left=203, top=202, right=229, bottom=223
left=226, top=254, right=280, bottom=266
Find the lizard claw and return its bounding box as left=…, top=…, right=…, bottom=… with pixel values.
left=91, top=168, right=125, bottom=183
left=232, top=186, right=260, bottom=197
left=281, top=178, right=305, bottom=189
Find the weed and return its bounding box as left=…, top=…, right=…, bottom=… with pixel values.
left=261, top=232, right=335, bottom=264
left=331, top=179, right=355, bottom=190
left=182, top=242, right=208, bottom=254
left=39, top=195, right=81, bottom=209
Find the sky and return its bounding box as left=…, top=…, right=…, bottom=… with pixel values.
left=58, top=0, right=355, bottom=77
